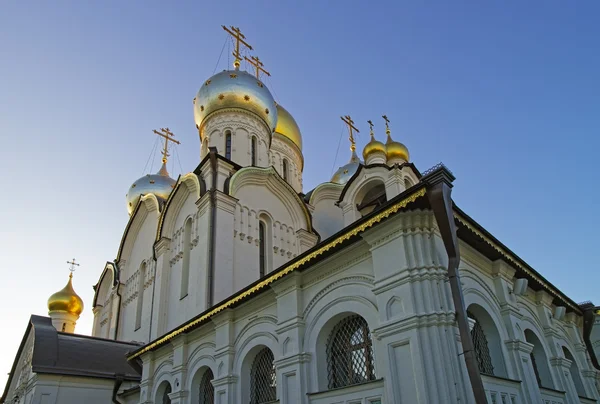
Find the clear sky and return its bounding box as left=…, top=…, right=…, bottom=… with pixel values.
left=1, top=1, right=599, bottom=387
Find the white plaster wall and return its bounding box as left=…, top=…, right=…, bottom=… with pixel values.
left=269, top=135, right=303, bottom=193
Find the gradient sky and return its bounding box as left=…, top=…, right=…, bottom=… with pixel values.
left=1, top=1, right=599, bottom=387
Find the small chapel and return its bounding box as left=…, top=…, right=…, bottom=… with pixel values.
left=3, top=26, right=600, bottom=404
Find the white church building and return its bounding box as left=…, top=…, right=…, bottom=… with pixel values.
left=3, top=26, right=600, bottom=404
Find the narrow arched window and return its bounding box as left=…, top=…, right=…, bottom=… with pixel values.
left=524, top=329, right=552, bottom=388
left=250, top=348, right=276, bottom=404
left=468, top=311, right=494, bottom=375
left=282, top=159, right=289, bottom=182
left=135, top=262, right=146, bottom=330
left=326, top=315, right=376, bottom=389
left=563, top=346, right=586, bottom=396
left=259, top=221, right=266, bottom=277
left=225, top=131, right=232, bottom=160
left=181, top=218, right=192, bottom=299
left=162, top=384, right=172, bottom=404
left=199, top=368, right=214, bottom=404
left=251, top=136, right=257, bottom=166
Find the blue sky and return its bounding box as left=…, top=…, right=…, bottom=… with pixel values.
left=1, top=1, right=599, bottom=385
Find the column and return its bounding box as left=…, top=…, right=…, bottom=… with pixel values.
left=212, top=309, right=237, bottom=404
left=550, top=357, right=580, bottom=403
left=139, top=351, right=155, bottom=404
left=168, top=335, right=189, bottom=404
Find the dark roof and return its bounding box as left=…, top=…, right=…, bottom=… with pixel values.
left=2, top=316, right=141, bottom=402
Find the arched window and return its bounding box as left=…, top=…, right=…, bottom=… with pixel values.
left=524, top=329, right=552, bottom=388
left=404, top=177, right=412, bottom=189
left=250, top=347, right=276, bottom=404
left=198, top=368, right=214, bottom=404
left=251, top=136, right=257, bottom=166
left=135, top=262, right=147, bottom=330
left=225, top=131, right=232, bottom=160
left=163, top=384, right=172, bottom=404
left=562, top=346, right=586, bottom=397
left=467, top=310, right=494, bottom=375
left=326, top=315, right=376, bottom=389
left=259, top=221, right=266, bottom=277
left=181, top=218, right=192, bottom=299
left=357, top=182, right=387, bottom=217
left=282, top=159, right=289, bottom=182
left=156, top=382, right=172, bottom=404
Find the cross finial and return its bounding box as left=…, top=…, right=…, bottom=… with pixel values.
left=341, top=115, right=359, bottom=152
left=152, top=128, right=181, bottom=165
left=382, top=115, right=391, bottom=135
left=222, top=25, right=253, bottom=70
left=367, top=120, right=375, bottom=138
left=66, top=258, right=80, bottom=278
left=244, top=55, right=271, bottom=79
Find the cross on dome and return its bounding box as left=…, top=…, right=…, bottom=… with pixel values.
left=152, top=128, right=180, bottom=164
left=244, top=55, right=271, bottom=79
left=66, top=258, right=79, bottom=277
left=341, top=115, right=359, bottom=152
left=222, top=25, right=253, bottom=70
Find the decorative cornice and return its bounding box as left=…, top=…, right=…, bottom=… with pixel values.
left=127, top=187, right=426, bottom=360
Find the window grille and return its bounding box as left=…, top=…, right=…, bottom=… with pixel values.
left=251, top=136, right=257, bottom=166
left=468, top=311, right=495, bottom=375
left=250, top=348, right=276, bottom=404
left=199, top=368, right=214, bottom=404
left=326, top=315, right=376, bottom=389
left=162, top=384, right=172, bottom=404
left=530, top=352, right=542, bottom=387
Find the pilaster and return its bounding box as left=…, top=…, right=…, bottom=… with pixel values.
left=504, top=339, right=540, bottom=404
left=152, top=237, right=171, bottom=339
left=550, top=357, right=580, bottom=403
left=168, top=335, right=189, bottom=404
left=139, top=351, right=155, bottom=404
left=211, top=309, right=236, bottom=404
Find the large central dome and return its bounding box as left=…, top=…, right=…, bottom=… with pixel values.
left=193, top=70, right=278, bottom=135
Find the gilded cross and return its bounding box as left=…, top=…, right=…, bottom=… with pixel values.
left=367, top=120, right=375, bottom=137
left=341, top=115, right=359, bottom=152
left=244, top=55, right=271, bottom=79
left=153, top=128, right=181, bottom=164
left=222, top=25, right=253, bottom=70
left=66, top=258, right=80, bottom=276
left=382, top=115, right=391, bottom=134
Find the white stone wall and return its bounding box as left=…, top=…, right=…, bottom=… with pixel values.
left=269, top=135, right=303, bottom=193
left=136, top=210, right=599, bottom=404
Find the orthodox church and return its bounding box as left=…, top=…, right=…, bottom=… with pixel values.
left=3, top=26, right=600, bottom=404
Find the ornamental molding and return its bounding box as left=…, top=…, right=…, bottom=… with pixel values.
left=202, top=108, right=271, bottom=142
left=302, top=275, right=374, bottom=318
left=372, top=311, right=456, bottom=339
left=301, top=250, right=371, bottom=290
left=127, top=187, right=426, bottom=360
left=308, top=182, right=344, bottom=206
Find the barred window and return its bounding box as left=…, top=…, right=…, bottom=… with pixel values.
left=162, top=383, right=172, bottom=404
left=199, top=368, right=214, bottom=404
left=468, top=311, right=495, bottom=375
left=326, top=315, right=376, bottom=389
left=250, top=347, right=276, bottom=404
left=251, top=136, right=257, bottom=166
left=225, top=131, right=232, bottom=160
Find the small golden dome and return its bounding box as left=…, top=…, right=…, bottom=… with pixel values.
left=385, top=132, right=410, bottom=162
left=274, top=104, right=302, bottom=151
left=362, top=133, right=386, bottom=161
left=48, top=274, right=84, bottom=317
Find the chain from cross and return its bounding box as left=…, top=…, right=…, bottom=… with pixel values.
left=341, top=115, right=359, bottom=152
left=244, top=55, right=270, bottom=79
left=222, top=25, right=253, bottom=70
left=66, top=258, right=80, bottom=274
left=153, top=128, right=181, bottom=164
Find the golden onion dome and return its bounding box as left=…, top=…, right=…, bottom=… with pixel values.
left=126, top=162, right=176, bottom=215
left=48, top=274, right=84, bottom=317
left=385, top=131, right=410, bottom=162
left=331, top=151, right=361, bottom=185
left=274, top=104, right=302, bottom=151
left=193, top=70, right=278, bottom=135
left=362, top=134, right=386, bottom=161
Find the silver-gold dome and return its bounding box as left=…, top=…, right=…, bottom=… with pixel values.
left=331, top=151, right=361, bottom=185
left=126, top=163, right=176, bottom=215
left=193, top=70, right=278, bottom=136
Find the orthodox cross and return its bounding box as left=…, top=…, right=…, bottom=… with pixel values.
left=382, top=115, right=391, bottom=135
left=341, top=115, right=359, bottom=152
left=244, top=55, right=271, bottom=79
left=152, top=128, right=181, bottom=164
left=367, top=120, right=375, bottom=138
left=66, top=258, right=79, bottom=278
left=222, top=25, right=253, bottom=70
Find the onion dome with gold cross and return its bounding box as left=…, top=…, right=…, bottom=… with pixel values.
left=383, top=116, right=409, bottom=162
left=331, top=115, right=362, bottom=184
left=362, top=120, right=386, bottom=162
left=48, top=272, right=84, bottom=317
left=274, top=104, right=302, bottom=152
left=125, top=128, right=179, bottom=215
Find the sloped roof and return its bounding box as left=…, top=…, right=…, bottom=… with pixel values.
left=2, top=316, right=141, bottom=402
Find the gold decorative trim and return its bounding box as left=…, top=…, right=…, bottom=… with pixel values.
left=453, top=212, right=580, bottom=313
left=127, top=187, right=426, bottom=360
